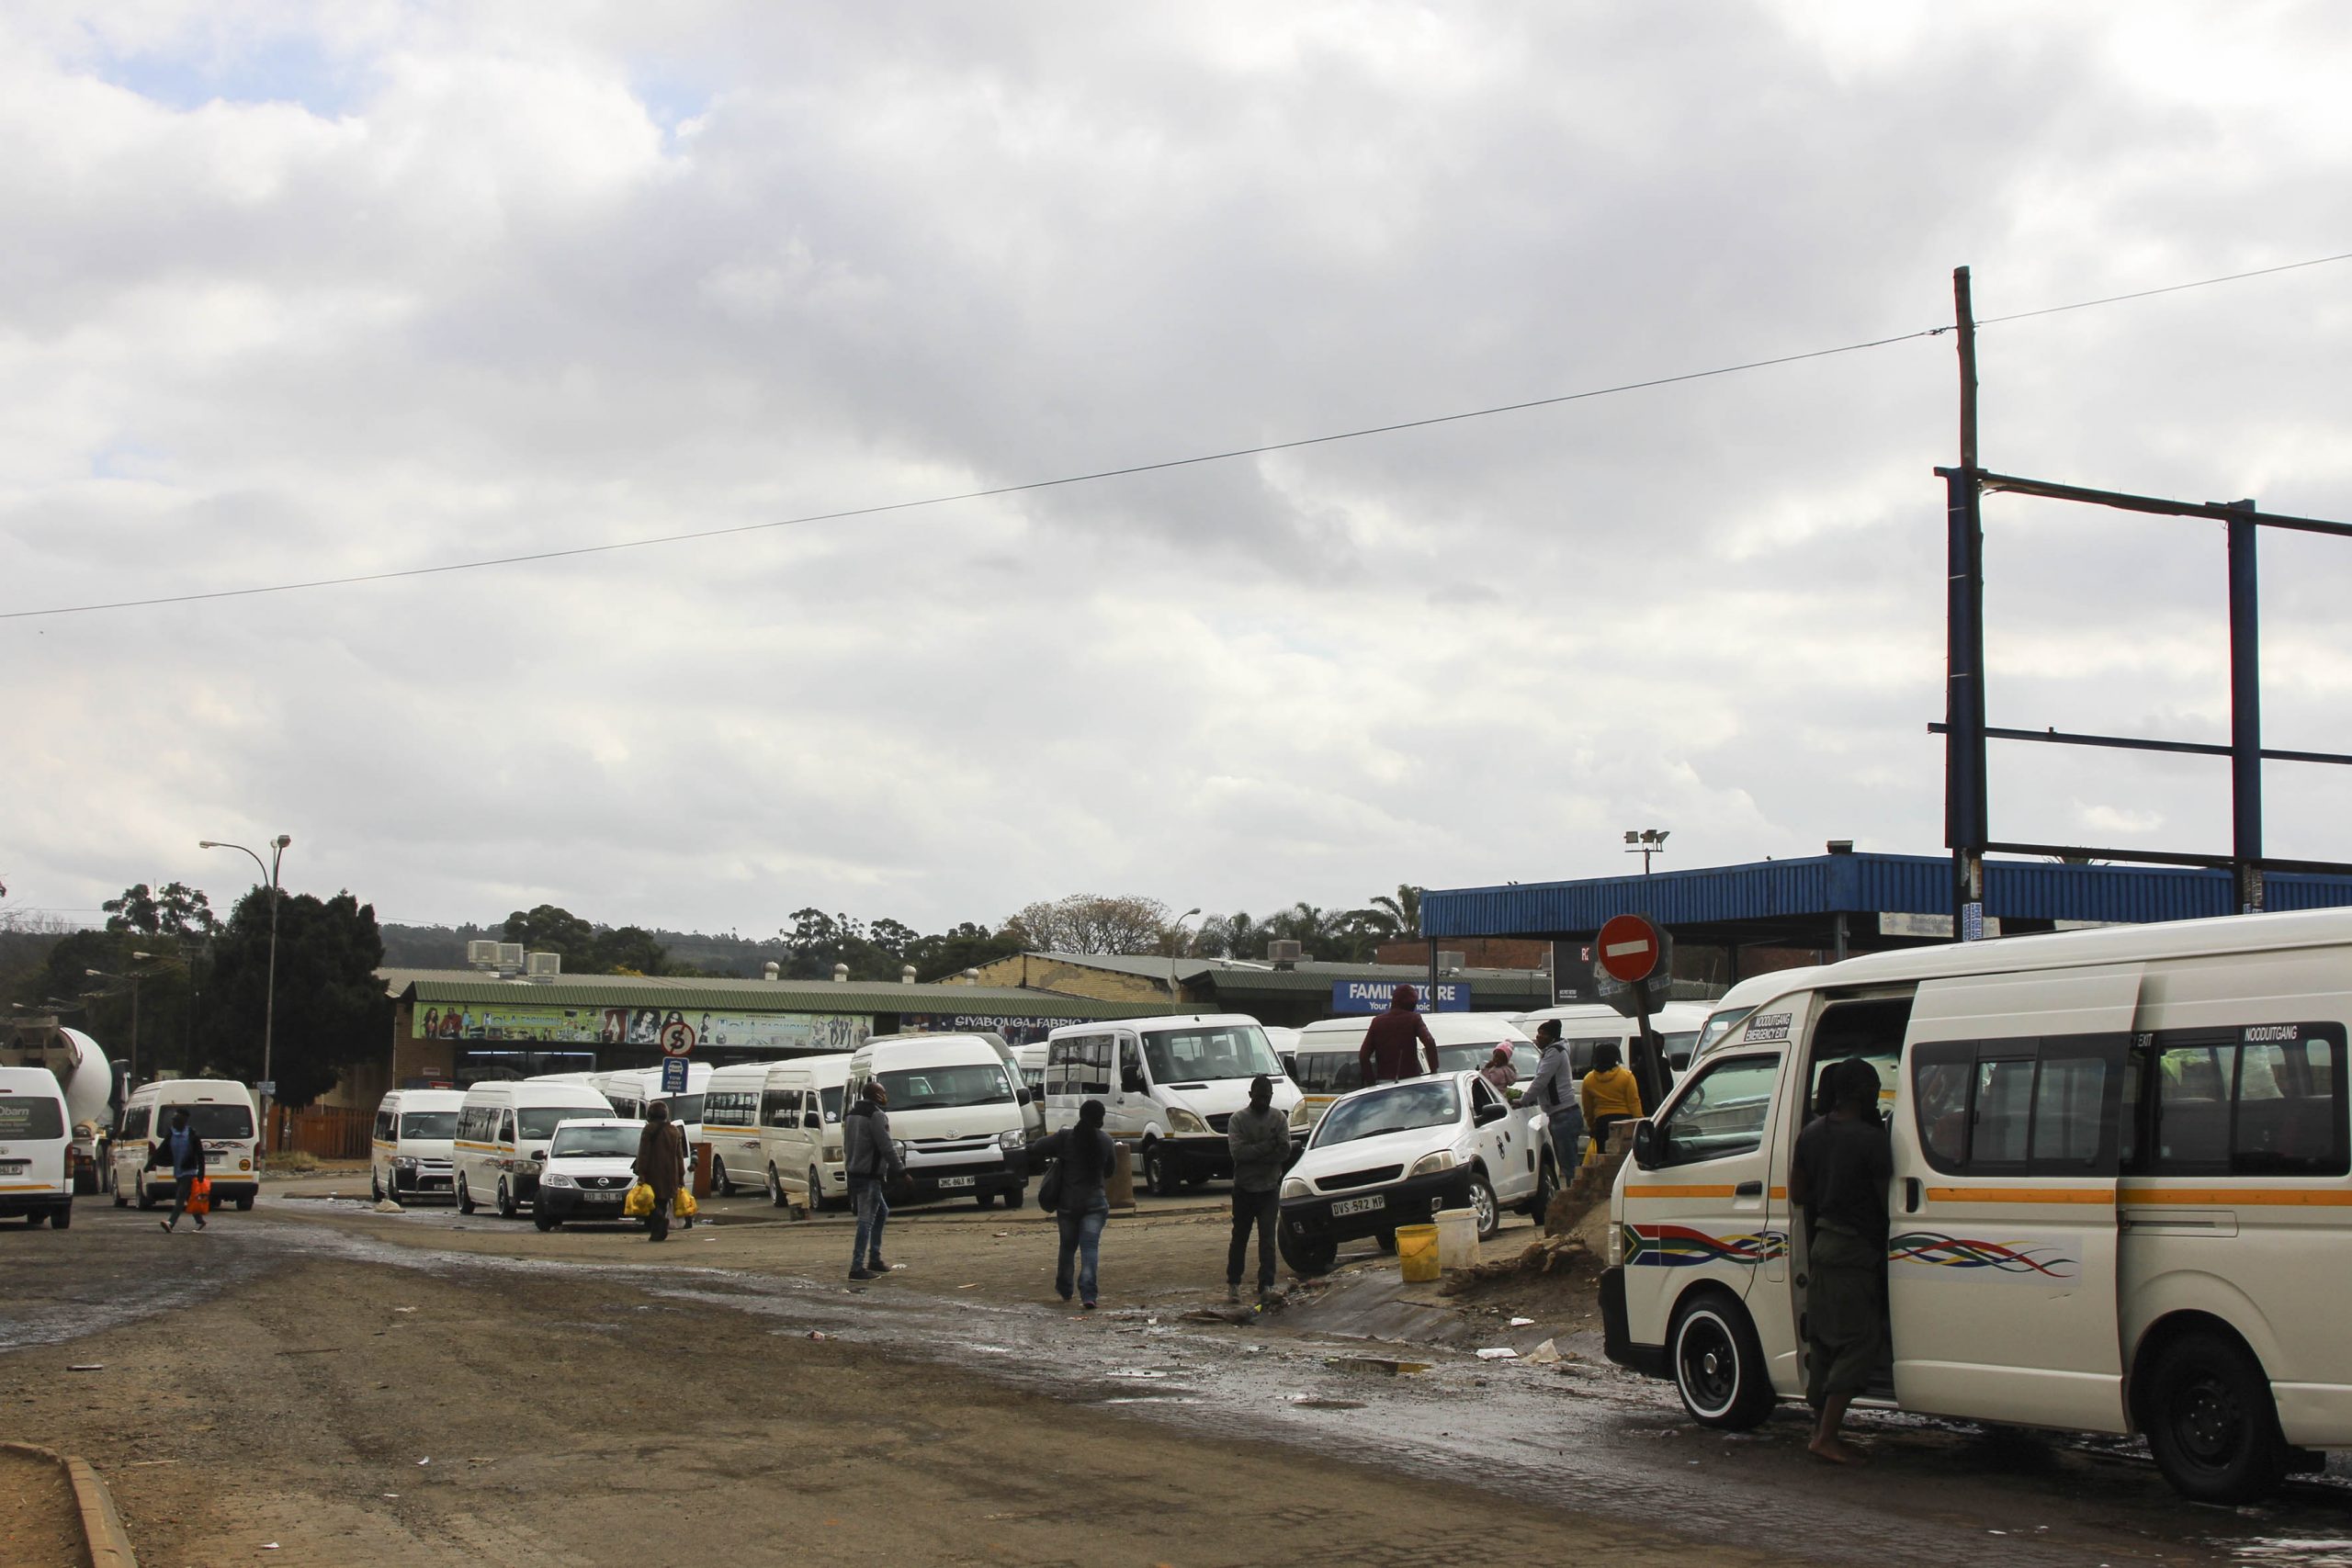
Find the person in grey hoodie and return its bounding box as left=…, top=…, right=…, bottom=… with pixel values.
left=1524, top=1021, right=1583, bottom=1188
left=1225, top=1074, right=1292, bottom=1303
left=842, top=1079, right=903, bottom=1280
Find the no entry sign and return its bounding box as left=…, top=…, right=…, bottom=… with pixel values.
left=1596, top=914, right=1665, bottom=985
left=659, top=1020, right=697, bottom=1057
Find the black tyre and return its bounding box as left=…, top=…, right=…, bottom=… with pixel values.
left=112, top=1181, right=128, bottom=1209
left=768, top=1167, right=789, bottom=1209
left=1466, top=1172, right=1499, bottom=1240
left=136, top=1182, right=156, bottom=1212
left=534, top=1213, right=556, bottom=1233
left=1279, top=1228, right=1339, bottom=1279
left=456, top=1176, right=476, bottom=1215
left=496, top=1179, right=517, bottom=1220
left=236, top=1194, right=254, bottom=1212
left=1143, top=1141, right=1178, bottom=1198
left=807, top=1167, right=829, bottom=1213
left=1525, top=1157, right=1557, bottom=1222
left=1668, top=1291, right=1776, bottom=1430
left=712, top=1161, right=735, bottom=1199
left=51, top=1204, right=72, bottom=1230
left=1001, top=1186, right=1024, bottom=1211
left=976, top=1190, right=997, bottom=1210
left=1375, top=1229, right=1398, bottom=1255
left=2143, top=1331, right=2291, bottom=1505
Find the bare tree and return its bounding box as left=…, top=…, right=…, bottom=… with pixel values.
left=1004, top=894, right=1174, bottom=955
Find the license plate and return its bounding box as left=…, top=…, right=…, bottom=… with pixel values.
left=582, top=1190, right=621, bottom=1202
left=1331, top=1194, right=1385, bottom=1217
left=935, top=1175, right=976, bottom=1190
left=0, top=1161, right=24, bottom=1175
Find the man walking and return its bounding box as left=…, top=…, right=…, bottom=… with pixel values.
left=1225, top=1074, right=1290, bottom=1305
left=1357, top=985, right=1439, bottom=1088
left=151, top=1107, right=207, bottom=1233
left=1523, top=1021, right=1583, bottom=1182
left=1789, top=1058, right=1893, bottom=1465
left=842, top=1079, right=902, bottom=1281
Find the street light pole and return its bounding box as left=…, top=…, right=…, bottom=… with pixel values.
left=1169, top=908, right=1204, bottom=1011
left=199, top=834, right=292, bottom=1155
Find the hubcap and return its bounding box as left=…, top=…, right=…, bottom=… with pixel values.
left=2177, top=1374, right=2243, bottom=1464
left=1474, top=1184, right=1495, bottom=1232
left=1680, top=1317, right=1737, bottom=1412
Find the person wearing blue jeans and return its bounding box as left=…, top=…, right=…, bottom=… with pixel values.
left=842, top=1079, right=902, bottom=1280
left=1035, top=1098, right=1117, bottom=1309
left=1524, top=1022, right=1583, bottom=1198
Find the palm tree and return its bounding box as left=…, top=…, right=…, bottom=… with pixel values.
left=1359, top=885, right=1422, bottom=940
left=1195, top=912, right=1266, bottom=960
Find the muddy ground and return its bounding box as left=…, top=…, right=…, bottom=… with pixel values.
left=6, top=1182, right=2352, bottom=1567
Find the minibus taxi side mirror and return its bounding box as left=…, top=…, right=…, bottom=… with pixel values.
left=1016, top=1087, right=1033, bottom=1106
left=1632, top=1119, right=1662, bottom=1171
left=1474, top=1100, right=1509, bottom=1127
left=801, top=1112, right=821, bottom=1130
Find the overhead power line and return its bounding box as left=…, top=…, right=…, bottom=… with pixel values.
left=6, top=250, right=2347, bottom=623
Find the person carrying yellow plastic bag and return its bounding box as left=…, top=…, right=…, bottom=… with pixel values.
left=632, top=1102, right=687, bottom=1242
left=623, top=1181, right=655, bottom=1219
left=673, top=1187, right=698, bottom=1222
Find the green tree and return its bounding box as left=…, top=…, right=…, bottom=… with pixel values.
left=1360, top=885, right=1423, bottom=942
left=500, top=905, right=597, bottom=966
left=907, top=921, right=1023, bottom=981
left=1193, top=912, right=1268, bottom=960
left=198, top=887, right=390, bottom=1108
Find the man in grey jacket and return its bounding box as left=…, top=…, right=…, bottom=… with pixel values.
left=1524, top=1021, right=1583, bottom=1184
left=842, top=1080, right=903, bottom=1280
left=1225, top=1075, right=1292, bottom=1304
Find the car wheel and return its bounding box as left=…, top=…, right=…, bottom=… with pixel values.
left=236, top=1194, right=254, bottom=1212
left=767, top=1166, right=790, bottom=1209
left=51, top=1204, right=73, bottom=1230
left=1525, top=1156, right=1557, bottom=1223
left=457, top=1176, right=477, bottom=1214
left=806, top=1167, right=829, bottom=1213
left=1279, top=1227, right=1339, bottom=1279
left=135, top=1183, right=156, bottom=1212
left=1143, top=1141, right=1178, bottom=1198
left=1669, top=1291, right=1776, bottom=1430
left=496, top=1179, right=517, bottom=1220
left=534, top=1213, right=556, bottom=1233
left=1467, top=1172, right=1499, bottom=1240
left=712, top=1161, right=734, bottom=1198
left=2144, top=1331, right=2291, bottom=1504
left=1375, top=1229, right=1398, bottom=1255
left=1001, top=1186, right=1024, bottom=1211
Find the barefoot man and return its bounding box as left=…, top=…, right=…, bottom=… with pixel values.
left=1788, top=1057, right=1891, bottom=1464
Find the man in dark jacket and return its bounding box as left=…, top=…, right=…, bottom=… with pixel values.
left=842, top=1080, right=903, bottom=1281
left=1789, top=1058, right=1893, bottom=1465
left=1225, top=1075, right=1291, bottom=1304
left=150, top=1108, right=207, bottom=1233
left=633, top=1102, right=687, bottom=1244
left=1358, top=985, right=1439, bottom=1087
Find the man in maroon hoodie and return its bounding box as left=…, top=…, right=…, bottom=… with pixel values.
left=1358, top=985, right=1440, bottom=1087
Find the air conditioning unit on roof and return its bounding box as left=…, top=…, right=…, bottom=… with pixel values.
left=1438, top=951, right=1466, bottom=975
left=1266, top=939, right=1304, bottom=967
left=466, top=940, right=501, bottom=968
left=525, top=952, right=560, bottom=979
left=496, top=942, right=525, bottom=970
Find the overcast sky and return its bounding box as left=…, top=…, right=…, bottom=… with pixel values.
left=4, top=2, right=2350, bottom=940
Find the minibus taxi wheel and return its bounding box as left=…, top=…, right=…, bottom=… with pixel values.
left=807, top=1167, right=831, bottom=1213
left=1142, top=1140, right=1179, bottom=1198
left=712, top=1162, right=735, bottom=1199
left=1524, top=1158, right=1557, bottom=1222
left=50, top=1204, right=72, bottom=1229
left=1001, top=1185, right=1023, bottom=1211
left=767, top=1166, right=790, bottom=1209
left=112, top=1179, right=129, bottom=1209
left=136, top=1183, right=156, bottom=1212
left=236, top=1193, right=254, bottom=1212
left=496, top=1179, right=518, bottom=1220
left=1668, top=1289, right=1775, bottom=1431
left=1374, top=1229, right=1397, bottom=1255
left=456, top=1176, right=477, bottom=1214
left=1280, top=1228, right=1339, bottom=1280
left=2143, top=1330, right=2291, bottom=1505
left=370, top=1170, right=383, bottom=1202
left=976, top=1190, right=997, bottom=1210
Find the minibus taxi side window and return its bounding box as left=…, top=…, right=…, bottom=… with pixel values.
left=1653, top=1054, right=1781, bottom=1167
left=123, top=1106, right=151, bottom=1142
left=1970, top=1056, right=2035, bottom=1168
left=1119, top=1038, right=1147, bottom=1093
left=2148, top=1025, right=2348, bottom=1177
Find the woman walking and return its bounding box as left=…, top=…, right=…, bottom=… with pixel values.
left=1034, top=1099, right=1116, bottom=1310
left=633, top=1101, right=686, bottom=1243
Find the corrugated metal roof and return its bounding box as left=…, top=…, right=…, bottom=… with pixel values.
left=399, top=976, right=1171, bottom=1020
left=1424, top=852, right=2352, bottom=937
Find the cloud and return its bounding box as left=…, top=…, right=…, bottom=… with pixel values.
left=5, top=2, right=2352, bottom=940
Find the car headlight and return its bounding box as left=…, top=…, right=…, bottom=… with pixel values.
left=392, top=1156, right=418, bottom=1169
left=999, top=1128, right=1025, bottom=1151
left=1282, top=1176, right=1310, bottom=1200
left=1287, top=1100, right=1314, bottom=1128
left=1408, top=1150, right=1457, bottom=1178
left=823, top=1144, right=843, bottom=1161
left=540, top=1170, right=577, bottom=1189
left=1165, top=1107, right=1209, bottom=1136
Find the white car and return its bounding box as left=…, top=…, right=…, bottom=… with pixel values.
left=1277, top=1070, right=1553, bottom=1277
left=531, top=1118, right=647, bottom=1232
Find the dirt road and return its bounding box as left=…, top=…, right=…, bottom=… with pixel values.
left=6, top=1189, right=2352, bottom=1567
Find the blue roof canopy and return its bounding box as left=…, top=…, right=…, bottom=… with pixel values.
left=1423, top=852, right=2352, bottom=940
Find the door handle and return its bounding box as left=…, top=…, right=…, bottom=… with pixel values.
left=1735, top=1180, right=1763, bottom=1198
left=1905, top=1178, right=1922, bottom=1213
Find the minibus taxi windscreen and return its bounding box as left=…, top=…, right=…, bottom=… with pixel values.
left=185, top=1103, right=254, bottom=1139
left=1313, top=1080, right=1461, bottom=1148
left=0, top=1095, right=66, bottom=1140
left=1144, top=1025, right=1281, bottom=1084
left=517, top=1106, right=586, bottom=1140
left=400, top=1111, right=458, bottom=1140
left=549, top=1125, right=640, bottom=1157
left=659, top=1094, right=706, bottom=1122
left=877, top=1064, right=1015, bottom=1111
left=1692, top=1007, right=1756, bottom=1061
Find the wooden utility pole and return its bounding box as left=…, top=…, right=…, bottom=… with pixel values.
left=1942, top=266, right=1989, bottom=941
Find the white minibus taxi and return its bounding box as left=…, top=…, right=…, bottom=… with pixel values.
left=0, top=1066, right=74, bottom=1229
left=112, top=1079, right=261, bottom=1212
left=844, top=1036, right=1029, bottom=1209
left=1043, top=1014, right=1301, bottom=1196
left=370, top=1089, right=466, bottom=1203
left=1601, top=905, right=2352, bottom=1503
left=1516, top=1000, right=1711, bottom=1075
left=701, top=1055, right=854, bottom=1205
left=591, top=1063, right=712, bottom=1144
left=452, top=1079, right=614, bottom=1218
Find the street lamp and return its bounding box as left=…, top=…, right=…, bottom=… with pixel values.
left=1623, top=828, right=1670, bottom=875
left=1167, top=908, right=1204, bottom=1010
left=199, top=833, right=292, bottom=1154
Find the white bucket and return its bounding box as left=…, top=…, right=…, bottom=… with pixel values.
left=1434, top=1206, right=1479, bottom=1270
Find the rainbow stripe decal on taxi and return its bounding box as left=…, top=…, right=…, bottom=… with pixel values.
left=1623, top=1224, right=1789, bottom=1268
left=1886, top=1232, right=2077, bottom=1279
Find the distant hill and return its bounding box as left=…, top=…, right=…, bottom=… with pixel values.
left=378, top=922, right=792, bottom=979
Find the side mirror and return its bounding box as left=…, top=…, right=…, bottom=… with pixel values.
left=1016, top=1088, right=1033, bottom=1106
left=1632, top=1119, right=1662, bottom=1171
left=1474, top=1100, right=1509, bottom=1127
left=801, top=1113, right=821, bottom=1130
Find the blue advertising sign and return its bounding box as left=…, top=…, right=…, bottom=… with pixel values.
left=660, top=1055, right=690, bottom=1096
left=1329, top=981, right=1469, bottom=1014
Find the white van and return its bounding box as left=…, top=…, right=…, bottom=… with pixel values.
left=844, top=1036, right=1029, bottom=1209
left=1288, top=1013, right=1541, bottom=1134
left=755, top=1055, right=854, bottom=1210
left=592, top=1064, right=712, bottom=1144
left=452, top=1079, right=614, bottom=1218
left=369, top=1089, right=466, bottom=1203
left=1687, top=967, right=1828, bottom=1066
left=111, top=1079, right=261, bottom=1212
left=1043, top=1014, right=1301, bottom=1197
left=0, top=1066, right=74, bottom=1229
left=1012, top=1042, right=1047, bottom=1094
left=1602, top=905, right=2352, bottom=1504
left=1517, top=1000, right=1711, bottom=1075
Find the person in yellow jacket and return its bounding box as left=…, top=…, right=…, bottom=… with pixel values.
left=1579, top=1043, right=1645, bottom=1164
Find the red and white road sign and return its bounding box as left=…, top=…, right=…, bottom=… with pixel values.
left=1596, top=914, right=1664, bottom=984
left=659, top=1020, right=697, bottom=1057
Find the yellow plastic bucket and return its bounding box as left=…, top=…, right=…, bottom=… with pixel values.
left=1396, top=1224, right=1442, bottom=1283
